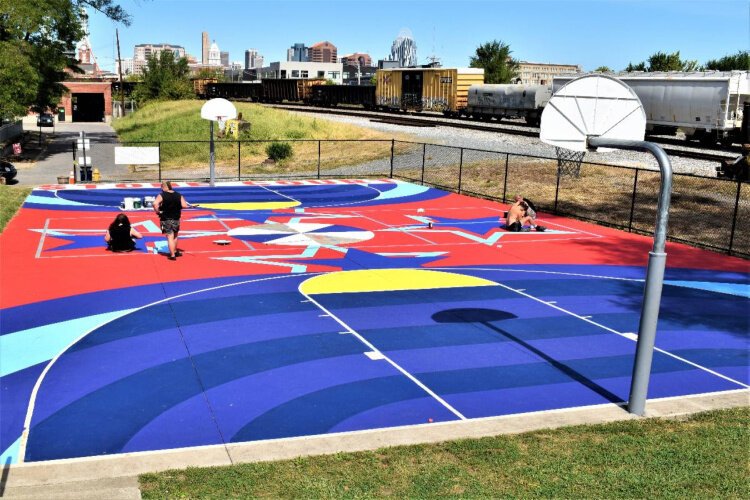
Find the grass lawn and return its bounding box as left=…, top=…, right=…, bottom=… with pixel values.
left=0, top=185, right=31, bottom=232
left=112, top=100, right=413, bottom=177
left=140, top=407, right=749, bottom=499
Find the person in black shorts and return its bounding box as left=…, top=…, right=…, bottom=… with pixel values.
left=153, top=181, right=194, bottom=260
left=105, top=213, right=143, bottom=252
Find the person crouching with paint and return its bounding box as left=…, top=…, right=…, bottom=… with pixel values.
left=153, top=180, right=194, bottom=261
left=105, top=213, right=143, bottom=252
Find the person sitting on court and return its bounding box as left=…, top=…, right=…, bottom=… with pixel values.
left=105, top=213, right=143, bottom=252
left=502, top=195, right=546, bottom=232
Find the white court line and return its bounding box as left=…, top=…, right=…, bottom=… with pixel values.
left=16, top=272, right=325, bottom=463
left=300, top=289, right=467, bottom=421
left=34, top=219, right=50, bottom=259
left=353, top=211, right=438, bottom=246
left=254, top=183, right=302, bottom=204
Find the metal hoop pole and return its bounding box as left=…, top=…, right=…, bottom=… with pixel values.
left=589, top=137, right=673, bottom=417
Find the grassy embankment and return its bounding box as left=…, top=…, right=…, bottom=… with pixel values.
left=0, top=185, right=32, bottom=232
left=140, top=407, right=749, bottom=498
left=112, top=100, right=416, bottom=178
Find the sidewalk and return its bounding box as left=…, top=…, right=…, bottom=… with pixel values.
left=12, top=122, right=127, bottom=187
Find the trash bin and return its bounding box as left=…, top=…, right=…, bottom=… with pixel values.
left=57, top=107, right=65, bottom=122
left=80, top=166, right=92, bottom=182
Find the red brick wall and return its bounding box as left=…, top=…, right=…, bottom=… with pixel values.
left=58, top=81, right=112, bottom=121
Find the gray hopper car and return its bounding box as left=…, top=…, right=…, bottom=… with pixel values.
left=554, top=71, right=749, bottom=146
left=466, top=84, right=552, bottom=125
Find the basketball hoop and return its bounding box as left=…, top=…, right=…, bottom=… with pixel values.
left=200, top=98, right=237, bottom=186
left=554, top=146, right=585, bottom=178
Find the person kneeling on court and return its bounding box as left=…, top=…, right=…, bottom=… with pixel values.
left=153, top=180, right=195, bottom=261
left=105, top=213, right=143, bottom=252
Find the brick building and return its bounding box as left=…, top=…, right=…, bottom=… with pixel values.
left=309, top=41, right=337, bottom=63
left=57, top=81, right=112, bottom=123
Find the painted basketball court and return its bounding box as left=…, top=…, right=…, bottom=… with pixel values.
left=1, top=179, right=747, bottom=464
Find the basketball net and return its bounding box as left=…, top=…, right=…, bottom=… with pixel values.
left=554, top=146, right=586, bottom=179
left=216, top=117, right=227, bottom=132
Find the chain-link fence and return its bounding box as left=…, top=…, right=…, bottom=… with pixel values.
left=73, top=138, right=748, bottom=257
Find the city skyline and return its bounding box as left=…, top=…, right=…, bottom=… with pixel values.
left=88, top=0, right=748, bottom=73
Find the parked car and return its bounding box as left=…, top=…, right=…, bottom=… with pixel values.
left=37, top=113, right=54, bottom=127
left=0, top=160, right=17, bottom=182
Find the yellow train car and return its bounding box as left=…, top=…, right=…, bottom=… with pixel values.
left=376, top=67, right=485, bottom=114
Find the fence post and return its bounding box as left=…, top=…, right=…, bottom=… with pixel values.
left=502, top=153, right=509, bottom=202
left=554, top=162, right=561, bottom=213
left=420, top=143, right=426, bottom=185
left=237, top=141, right=241, bottom=180
left=728, top=179, right=742, bottom=255
left=628, top=168, right=640, bottom=232
left=317, top=140, right=321, bottom=179
left=389, top=139, right=395, bottom=178
left=458, top=148, right=464, bottom=194
left=158, top=141, right=161, bottom=182
left=71, top=141, right=76, bottom=182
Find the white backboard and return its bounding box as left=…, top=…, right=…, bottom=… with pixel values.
left=201, top=98, right=237, bottom=121
left=540, top=74, right=646, bottom=152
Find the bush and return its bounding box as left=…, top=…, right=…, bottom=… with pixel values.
left=266, top=142, right=293, bottom=162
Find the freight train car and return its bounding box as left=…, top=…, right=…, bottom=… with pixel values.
left=204, top=82, right=262, bottom=101
left=554, top=71, right=750, bottom=145
left=307, top=85, right=376, bottom=108
left=260, top=78, right=326, bottom=103
left=466, top=84, right=552, bottom=124
left=193, top=78, right=219, bottom=99
left=376, top=68, right=484, bottom=114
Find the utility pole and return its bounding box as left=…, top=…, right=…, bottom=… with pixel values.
left=116, top=28, right=125, bottom=117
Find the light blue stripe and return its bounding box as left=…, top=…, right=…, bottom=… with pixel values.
left=375, top=182, right=430, bottom=201
left=0, top=309, right=138, bottom=377
left=24, top=194, right=94, bottom=207
left=0, top=437, right=20, bottom=465
left=665, top=280, right=750, bottom=298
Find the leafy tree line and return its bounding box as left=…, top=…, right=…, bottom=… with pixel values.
left=0, top=0, right=129, bottom=120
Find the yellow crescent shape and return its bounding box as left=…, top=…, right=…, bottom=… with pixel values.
left=300, top=269, right=497, bottom=295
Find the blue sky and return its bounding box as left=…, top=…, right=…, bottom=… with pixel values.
left=88, top=0, right=748, bottom=72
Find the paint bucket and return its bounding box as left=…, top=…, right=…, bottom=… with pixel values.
left=133, top=197, right=142, bottom=209
left=123, top=197, right=134, bottom=210
left=144, top=196, right=155, bottom=208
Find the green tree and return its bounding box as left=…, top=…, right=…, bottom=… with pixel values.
left=132, top=50, right=194, bottom=102
left=705, top=50, right=750, bottom=70
left=469, top=40, right=519, bottom=84
left=594, top=66, right=611, bottom=72
left=0, top=0, right=130, bottom=118
left=625, top=61, right=647, bottom=72
left=647, top=51, right=697, bottom=71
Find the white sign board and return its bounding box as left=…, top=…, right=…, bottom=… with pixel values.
left=114, top=146, right=160, bottom=165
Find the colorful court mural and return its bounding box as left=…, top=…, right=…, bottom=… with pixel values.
left=1, top=179, right=748, bottom=464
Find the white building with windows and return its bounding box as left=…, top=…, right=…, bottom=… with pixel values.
left=208, top=41, right=221, bottom=66
left=260, top=61, right=343, bottom=84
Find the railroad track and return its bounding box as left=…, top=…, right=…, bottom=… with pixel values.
left=268, top=104, right=740, bottom=163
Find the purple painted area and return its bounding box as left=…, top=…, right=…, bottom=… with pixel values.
left=444, top=380, right=628, bottom=418
left=385, top=342, right=543, bottom=373
left=197, top=354, right=398, bottom=439
left=162, top=274, right=304, bottom=301
left=521, top=333, right=636, bottom=361
left=657, top=331, right=747, bottom=350
left=180, top=310, right=335, bottom=354
left=644, top=370, right=743, bottom=398
left=31, top=327, right=188, bottom=425
left=0, top=364, right=45, bottom=452
left=328, top=397, right=459, bottom=433
left=121, top=392, right=222, bottom=453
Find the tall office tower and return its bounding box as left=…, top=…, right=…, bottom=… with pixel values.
left=287, top=43, right=309, bottom=62
left=220, top=51, right=229, bottom=67
left=309, top=41, right=337, bottom=63
left=245, top=49, right=262, bottom=69
left=202, top=31, right=209, bottom=64
left=390, top=29, right=417, bottom=67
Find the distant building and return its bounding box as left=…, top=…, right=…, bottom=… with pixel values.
left=390, top=30, right=417, bottom=67
left=260, top=61, right=343, bottom=84
left=208, top=41, right=221, bottom=66
left=201, top=31, right=209, bottom=64
left=115, top=58, right=134, bottom=76
left=342, top=63, right=376, bottom=85
left=287, top=43, right=309, bottom=62
left=341, top=53, right=372, bottom=67
left=517, top=61, right=581, bottom=85
left=309, top=41, right=337, bottom=63
left=134, top=43, right=185, bottom=62
left=220, top=51, right=229, bottom=67
left=245, top=49, right=263, bottom=69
